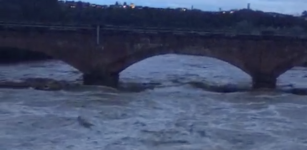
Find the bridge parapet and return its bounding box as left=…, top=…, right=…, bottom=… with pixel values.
left=0, top=21, right=307, bottom=38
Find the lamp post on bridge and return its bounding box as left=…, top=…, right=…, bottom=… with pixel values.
left=96, top=25, right=100, bottom=45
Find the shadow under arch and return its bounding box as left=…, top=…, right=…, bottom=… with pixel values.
left=0, top=46, right=84, bottom=91
left=0, top=45, right=87, bottom=73
left=0, top=47, right=53, bottom=64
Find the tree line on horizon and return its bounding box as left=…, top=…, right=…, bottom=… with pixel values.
left=0, top=0, right=307, bottom=31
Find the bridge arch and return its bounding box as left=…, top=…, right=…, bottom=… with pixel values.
left=107, top=46, right=252, bottom=75
left=97, top=43, right=307, bottom=90
left=86, top=46, right=254, bottom=88
left=0, top=30, right=101, bottom=73
left=274, top=55, right=307, bottom=90
left=0, top=45, right=87, bottom=73
left=274, top=55, right=307, bottom=77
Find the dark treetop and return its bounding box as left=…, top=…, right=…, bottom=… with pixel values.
left=0, top=0, right=307, bottom=34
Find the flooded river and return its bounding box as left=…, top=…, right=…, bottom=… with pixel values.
left=1, top=54, right=307, bottom=150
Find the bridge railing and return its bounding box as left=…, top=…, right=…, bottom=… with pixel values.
left=0, top=21, right=95, bottom=30
left=0, top=21, right=219, bottom=33
left=0, top=21, right=307, bottom=38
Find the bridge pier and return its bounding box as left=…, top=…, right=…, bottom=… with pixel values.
left=83, top=72, right=119, bottom=87
left=251, top=73, right=277, bottom=89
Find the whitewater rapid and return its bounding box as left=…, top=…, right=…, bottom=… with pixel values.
left=0, top=54, right=307, bottom=150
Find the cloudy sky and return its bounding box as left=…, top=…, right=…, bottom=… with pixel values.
left=85, top=0, right=306, bottom=15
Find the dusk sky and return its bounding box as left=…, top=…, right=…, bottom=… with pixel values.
left=84, top=0, right=306, bottom=15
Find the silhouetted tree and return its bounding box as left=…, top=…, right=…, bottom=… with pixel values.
left=0, top=0, right=306, bottom=31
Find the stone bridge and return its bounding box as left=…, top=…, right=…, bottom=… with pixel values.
left=1, top=23, right=307, bottom=89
